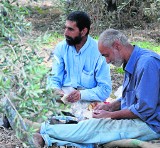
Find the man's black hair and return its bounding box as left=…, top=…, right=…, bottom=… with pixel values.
left=67, top=11, right=91, bottom=35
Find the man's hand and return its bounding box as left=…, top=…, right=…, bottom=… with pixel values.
left=53, top=89, right=64, bottom=103
left=92, top=101, right=121, bottom=119
left=94, top=103, right=112, bottom=111
left=94, top=101, right=121, bottom=112
left=66, top=90, right=81, bottom=103
left=53, top=88, right=64, bottom=97
left=92, top=110, right=112, bottom=118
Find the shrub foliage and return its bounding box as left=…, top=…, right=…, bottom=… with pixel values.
left=57, top=0, right=160, bottom=35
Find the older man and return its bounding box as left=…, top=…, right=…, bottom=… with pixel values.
left=33, top=29, right=160, bottom=148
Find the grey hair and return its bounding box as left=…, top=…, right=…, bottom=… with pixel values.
left=98, top=29, right=129, bottom=47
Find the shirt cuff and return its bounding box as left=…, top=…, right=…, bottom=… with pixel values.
left=129, top=105, right=146, bottom=121
left=80, top=90, right=102, bottom=102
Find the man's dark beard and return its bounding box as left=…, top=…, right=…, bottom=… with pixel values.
left=65, top=35, right=82, bottom=46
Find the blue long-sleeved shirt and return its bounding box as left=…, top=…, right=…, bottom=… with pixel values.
left=47, top=36, right=112, bottom=102
left=119, top=45, right=160, bottom=133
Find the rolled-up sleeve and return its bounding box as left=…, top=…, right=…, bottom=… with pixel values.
left=129, top=58, right=159, bottom=121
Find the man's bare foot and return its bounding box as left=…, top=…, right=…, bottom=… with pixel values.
left=24, top=118, right=41, bottom=130
left=33, top=133, right=45, bottom=148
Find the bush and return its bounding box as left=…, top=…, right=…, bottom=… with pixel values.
left=57, top=0, right=160, bottom=36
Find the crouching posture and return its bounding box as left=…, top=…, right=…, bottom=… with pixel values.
left=33, top=29, right=160, bottom=148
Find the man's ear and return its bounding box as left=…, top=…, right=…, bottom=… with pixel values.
left=112, top=40, right=121, bottom=51
left=81, top=28, right=88, bottom=36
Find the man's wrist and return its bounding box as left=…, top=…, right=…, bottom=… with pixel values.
left=78, top=90, right=81, bottom=100
left=110, top=101, right=121, bottom=111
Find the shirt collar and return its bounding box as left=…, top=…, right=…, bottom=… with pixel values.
left=125, top=45, right=141, bottom=74
left=66, top=36, right=91, bottom=55
left=78, top=35, right=91, bottom=54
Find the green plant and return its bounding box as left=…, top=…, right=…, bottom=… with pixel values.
left=0, top=1, right=64, bottom=146
left=57, top=0, right=160, bottom=35
left=115, top=67, right=124, bottom=74
left=28, top=31, right=64, bottom=49
left=0, top=0, right=31, bottom=44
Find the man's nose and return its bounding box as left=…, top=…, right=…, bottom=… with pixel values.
left=64, top=29, right=67, bottom=36
left=64, top=28, right=69, bottom=36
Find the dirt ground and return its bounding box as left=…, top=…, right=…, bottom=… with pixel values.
left=0, top=1, right=159, bottom=148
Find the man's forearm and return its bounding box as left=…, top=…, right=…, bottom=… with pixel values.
left=109, top=100, right=121, bottom=111
left=110, top=109, right=138, bottom=119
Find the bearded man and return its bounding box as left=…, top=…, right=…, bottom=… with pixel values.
left=47, top=11, right=111, bottom=118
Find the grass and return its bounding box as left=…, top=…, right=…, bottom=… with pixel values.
left=114, top=67, right=124, bottom=74
left=131, top=41, right=160, bottom=54
left=40, top=32, right=64, bottom=48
